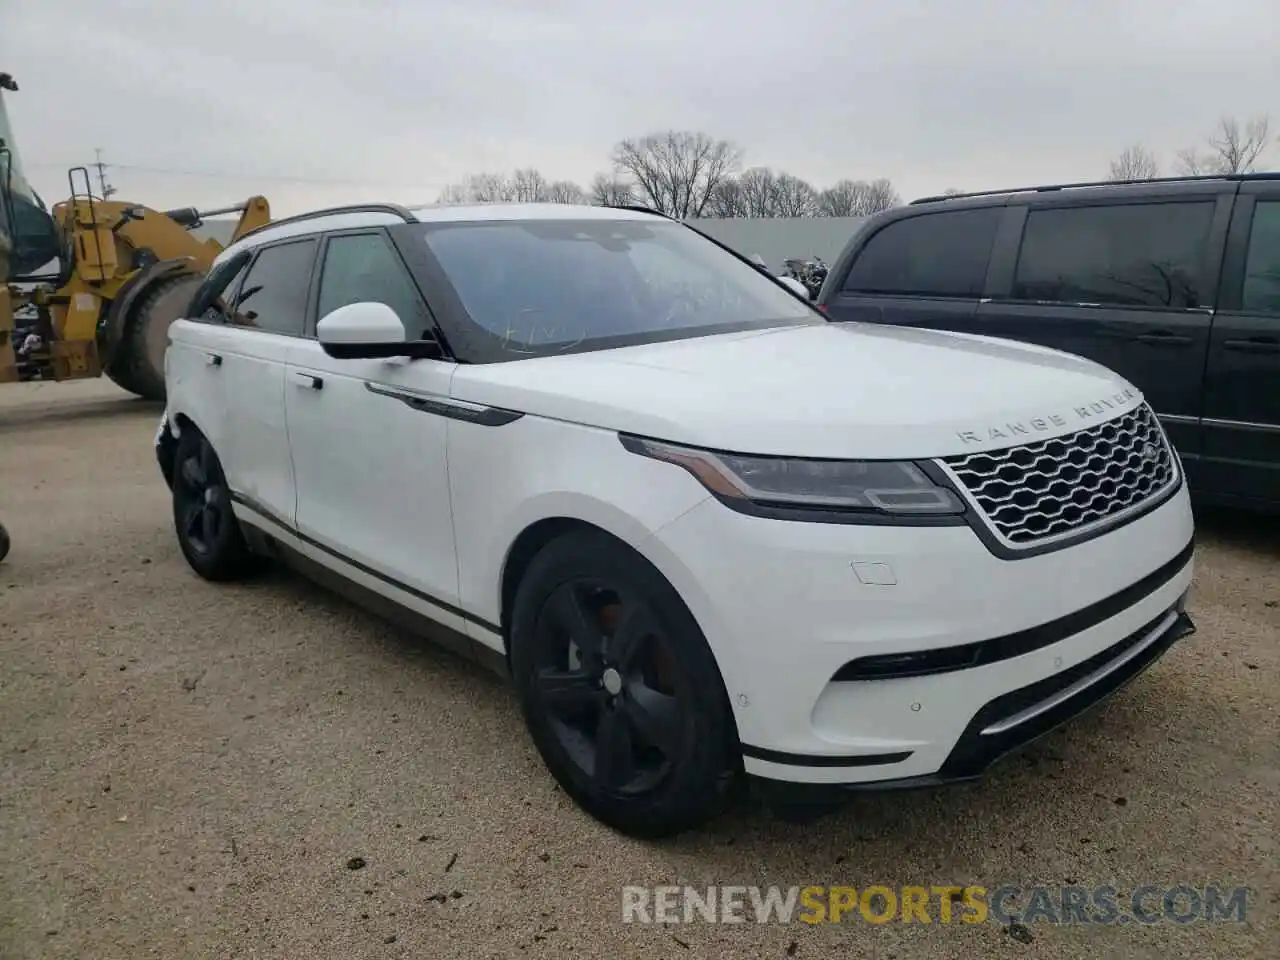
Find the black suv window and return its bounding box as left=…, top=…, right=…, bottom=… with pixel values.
left=230, top=238, right=318, bottom=335
left=1013, top=202, right=1215, bottom=309
left=841, top=208, right=1001, bottom=298
left=189, top=251, right=251, bottom=323
left=1242, top=200, right=1280, bottom=316
left=316, top=233, right=431, bottom=338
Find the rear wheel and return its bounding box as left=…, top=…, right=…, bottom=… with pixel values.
left=172, top=430, right=260, bottom=581
left=509, top=530, right=739, bottom=837
left=106, top=273, right=203, bottom=400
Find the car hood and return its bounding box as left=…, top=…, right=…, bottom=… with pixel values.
left=450, top=322, right=1145, bottom=459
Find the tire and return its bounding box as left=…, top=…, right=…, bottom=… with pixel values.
left=0, top=522, right=9, bottom=563
left=509, top=529, right=739, bottom=837
left=106, top=274, right=203, bottom=401
left=171, top=429, right=260, bottom=581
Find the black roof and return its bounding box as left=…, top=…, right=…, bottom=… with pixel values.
left=911, top=171, right=1280, bottom=205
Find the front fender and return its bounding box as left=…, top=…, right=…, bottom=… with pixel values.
left=449, top=416, right=711, bottom=631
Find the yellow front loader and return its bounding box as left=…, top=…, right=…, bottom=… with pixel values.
left=0, top=71, right=270, bottom=400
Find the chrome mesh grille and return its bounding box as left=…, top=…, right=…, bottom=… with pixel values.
left=942, top=404, right=1177, bottom=545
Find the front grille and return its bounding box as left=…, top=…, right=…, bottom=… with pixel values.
left=942, top=404, right=1177, bottom=545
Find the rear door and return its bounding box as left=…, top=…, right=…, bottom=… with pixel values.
left=1199, top=185, right=1280, bottom=507
left=216, top=236, right=319, bottom=526
left=823, top=206, right=1002, bottom=329
left=973, top=189, right=1233, bottom=462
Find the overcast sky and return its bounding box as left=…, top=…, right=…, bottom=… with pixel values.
left=5, top=0, right=1277, bottom=218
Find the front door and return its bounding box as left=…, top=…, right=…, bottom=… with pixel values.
left=284, top=230, right=466, bottom=628
left=1200, top=187, right=1280, bottom=506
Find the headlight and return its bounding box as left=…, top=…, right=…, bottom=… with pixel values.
left=620, top=435, right=965, bottom=520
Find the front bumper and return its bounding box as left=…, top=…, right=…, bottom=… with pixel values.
left=754, top=603, right=1195, bottom=806
left=647, top=480, right=1196, bottom=786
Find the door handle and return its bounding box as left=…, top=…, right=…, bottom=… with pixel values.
left=1135, top=332, right=1193, bottom=346
left=204, top=352, right=222, bottom=367
left=292, top=371, right=324, bottom=390
left=1223, top=338, right=1280, bottom=354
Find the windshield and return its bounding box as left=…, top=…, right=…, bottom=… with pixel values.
left=0, top=86, right=59, bottom=278
left=416, top=219, right=820, bottom=360
left=0, top=90, right=15, bottom=262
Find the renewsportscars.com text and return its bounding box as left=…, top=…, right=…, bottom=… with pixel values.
left=621, top=884, right=1249, bottom=926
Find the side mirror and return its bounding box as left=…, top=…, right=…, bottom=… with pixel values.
left=317, top=301, right=441, bottom=360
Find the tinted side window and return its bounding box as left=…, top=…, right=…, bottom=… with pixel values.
left=189, top=252, right=251, bottom=323
left=1013, top=202, right=1215, bottom=309
left=317, top=233, right=431, bottom=338
left=1241, top=200, right=1280, bottom=316
left=230, top=239, right=318, bottom=336
left=842, top=208, right=1001, bottom=297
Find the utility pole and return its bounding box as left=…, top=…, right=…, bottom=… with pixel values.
left=93, top=148, right=116, bottom=200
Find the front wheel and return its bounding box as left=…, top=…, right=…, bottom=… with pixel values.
left=509, top=530, right=739, bottom=837
left=172, top=430, right=260, bottom=581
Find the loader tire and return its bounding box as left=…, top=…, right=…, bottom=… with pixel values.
left=106, top=273, right=203, bottom=401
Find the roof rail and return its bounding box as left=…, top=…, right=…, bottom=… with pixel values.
left=235, top=203, right=419, bottom=242
left=910, top=171, right=1280, bottom=205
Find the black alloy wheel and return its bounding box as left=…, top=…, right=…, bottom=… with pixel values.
left=171, top=430, right=258, bottom=581
left=176, top=435, right=226, bottom=557
left=529, top=579, right=689, bottom=796
left=510, top=530, right=738, bottom=837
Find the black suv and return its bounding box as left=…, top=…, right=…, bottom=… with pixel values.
left=818, top=174, right=1280, bottom=513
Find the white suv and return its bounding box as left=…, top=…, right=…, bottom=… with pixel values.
left=156, top=202, right=1196, bottom=837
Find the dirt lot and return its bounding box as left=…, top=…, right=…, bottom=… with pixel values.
left=0, top=380, right=1276, bottom=960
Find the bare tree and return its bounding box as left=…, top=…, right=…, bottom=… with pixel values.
left=1177, top=115, right=1271, bottom=175
left=437, top=182, right=472, bottom=205
left=545, top=180, right=588, bottom=204
left=863, top=178, right=901, bottom=212
left=589, top=174, right=636, bottom=207
left=436, top=171, right=511, bottom=204
left=817, top=178, right=901, bottom=217
left=773, top=173, right=819, bottom=217
left=610, top=130, right=742, bottom=219
left=438, top=169, right=589, bottom=205
left=469, top=172, right=515, bottom=203
left=508, top=168, right=549, bottom=202
left=1109, top=144, right=1161, bottom=181
left=705, top=178, right=749, bottom=217
left=737, top=168, right=780, bottom=217
left=704, top=170, right=818, bottom=217
left=1175, top=147, right=1209, bottom=176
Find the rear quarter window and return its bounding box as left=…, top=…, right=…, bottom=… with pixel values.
left=1012, top=201, right=1215, bottom=309
left=841, top=207, right=1002, bottom=298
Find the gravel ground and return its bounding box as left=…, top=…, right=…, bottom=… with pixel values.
left=0, top=380, right=1276, bottom=960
